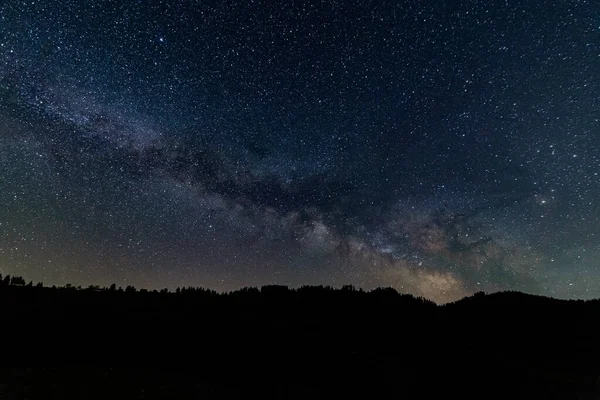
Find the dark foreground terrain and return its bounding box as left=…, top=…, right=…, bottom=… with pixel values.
left=0, top=276, right=598, bottom=399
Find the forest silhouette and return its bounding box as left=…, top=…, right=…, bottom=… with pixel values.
left=0, top=274, right=598, bottom=399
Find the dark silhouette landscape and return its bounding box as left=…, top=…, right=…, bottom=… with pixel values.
left=3, top=0, right=599, bottom=398
left=0, top=275, right=598, bottom=399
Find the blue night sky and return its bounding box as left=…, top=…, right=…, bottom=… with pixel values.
left=0, top=0, right=599, bottom=302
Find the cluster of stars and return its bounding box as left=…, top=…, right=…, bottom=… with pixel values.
left=0, top=0, right=598, bottom=302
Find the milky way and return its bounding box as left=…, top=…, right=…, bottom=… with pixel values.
left=1, top=0, right=599, bottom=302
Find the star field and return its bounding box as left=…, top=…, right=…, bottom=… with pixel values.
left=0, top=0, right=599, bottom=302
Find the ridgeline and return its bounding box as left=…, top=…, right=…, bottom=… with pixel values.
left=0, top=275, right=598, bottom=399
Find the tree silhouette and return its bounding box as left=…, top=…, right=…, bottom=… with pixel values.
left=0, top=273, right=597, bottom=399
left=9, top=276, right=25, bottom=286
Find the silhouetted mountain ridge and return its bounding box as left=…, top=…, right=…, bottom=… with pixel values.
left=0, top=274, right=598, bottom=399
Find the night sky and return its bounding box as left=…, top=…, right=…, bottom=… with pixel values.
left=1, top=0, right=599, bottom=303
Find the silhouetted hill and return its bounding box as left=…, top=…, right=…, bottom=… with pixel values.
left=447, top=289, right=586, bottom=307
left=0, top=275, right=598, bottom=399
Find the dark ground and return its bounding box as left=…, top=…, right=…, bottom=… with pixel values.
left=0, top=281, right=598, bottom=399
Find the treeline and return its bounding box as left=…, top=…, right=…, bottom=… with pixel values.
left=0, top=272, right=433, bottom=302
left=2, top=272, right=599, bottom=313
left=0, top=273, right=438, bottom=323
left=2, top=272, right=600, bottom=323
